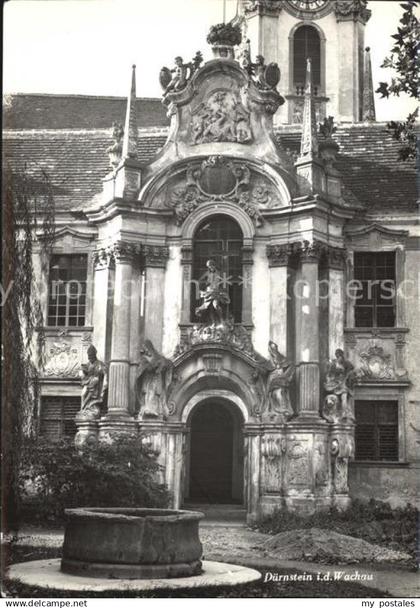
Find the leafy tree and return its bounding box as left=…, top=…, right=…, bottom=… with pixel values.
left=376, top=1, right=419, bottom=161
left=2, top=164, right=56, bottom=533
left=19, top=436, right=170, bottom=524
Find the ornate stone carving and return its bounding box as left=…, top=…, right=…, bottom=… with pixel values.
left=43, top=341, right=80, bottom=378
left=324, top=349, right=356, bottom=422
left=93, top=247, right=114, bottom=270
left=202, top=353, right=223, bottom=373
left=143, top=245, right=169, bottom=268
left=176, top=320, right=256, bottom=359
left=243, top=0, right=283, bottom=16
left=190, top=91, right=252, bottom=145
left=106, top=122, right=124, bottom=169
left=140, top=432, right=162, bottom=457
left=246, top=55, right=281, bottom=91
left=266, top=243, right=297, bottom=267
left=314, top=441, right=329, bottom=486
left=111, top=241, right=140, bottom=264
left=165, top=157, right=277, bottom=226
left=326, top=246, right=346, bottom=270
left=319, top=116, right=337, bottom=139
left=136, top=340, right=174, bottom=420
left=287, top=438, right=309, bottom=485
left=262, top=435, right=286, bottom=493
left=334, top=0, right=371, bottom=22
left=206, top=22, right=242, bottom=47
left=330, top=435, right=354, bottom=494
left=264, top=341, right=295, bottom=422
left=78, top=345, right=107, bottom=420
left=356, top=342, right=402, bottom=381
left=300, top=239, right=327, bottom=263
left=160, top=52, right=203, bottom=94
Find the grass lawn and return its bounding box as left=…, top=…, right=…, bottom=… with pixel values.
left=3, top=544, right=391, bottom=598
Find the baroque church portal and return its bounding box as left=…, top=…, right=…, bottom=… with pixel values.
left=4, top=0, right=419, bottom=523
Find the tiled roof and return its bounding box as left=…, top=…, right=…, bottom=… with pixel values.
left=3, top=119, right=416, bottom=213
left=3, top=93, right=169, bottom=130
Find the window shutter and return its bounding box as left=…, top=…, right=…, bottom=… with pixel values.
left=355, top=400, right=398, bottom=461
left=40, top=396, right=80, bottom=440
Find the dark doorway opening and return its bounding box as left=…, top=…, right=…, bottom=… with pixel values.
left=188, top=400, right=243, bottom=504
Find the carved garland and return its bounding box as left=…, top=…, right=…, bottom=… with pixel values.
left=165, top=156, right=278, bottom=227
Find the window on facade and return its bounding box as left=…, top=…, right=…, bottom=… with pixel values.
left=39, top=396, right=80, bottom=439
left=293, top=25, right=321, bottom=92
left=191, top=215, right=243, bottom=323
left=355, top=400, right=399, bottom=461
left=353, top=252, right=396, bottom=328
left=47, top=255, right=88, bottom=326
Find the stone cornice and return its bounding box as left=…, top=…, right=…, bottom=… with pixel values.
left=334, top=0, right=371, bottom=24
left=243, top=0, right=282, bottom=17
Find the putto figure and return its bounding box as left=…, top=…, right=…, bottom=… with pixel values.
left=195, top=259, right=230, bottom=326
left=136, top=340, right=174, bottom=420
left=324, top=348, right=356, bottom=421
left=79, top=345, right=107, bottom=419
left=160, top=52, right=203, bottom=94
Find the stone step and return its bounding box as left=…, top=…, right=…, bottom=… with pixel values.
left=183, top=503, right=247, bottom=522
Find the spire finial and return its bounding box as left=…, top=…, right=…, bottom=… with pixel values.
left=122, top=64, right=138, bottom=159
left=299, top=57, right=319, bottom=158
left=362, top=46, right=376, bottom=122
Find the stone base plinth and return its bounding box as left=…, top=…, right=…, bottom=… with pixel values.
left=74, top=417, right=99, bottom=447
left=7, top=560, right=261, bottom=593
left=98, top=414, right=137, bottom=440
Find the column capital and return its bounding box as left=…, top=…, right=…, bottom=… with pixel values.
left=142, top=245, right=169, bottom=268
left=266, top=243, right=293, bottom=267
left=334, top=0, right=371, bottom=23
left=299, top=239, right=327, bottom=264
left=326, top=245, right=347, bottom=270
left=93, top=247, right=114, bottom=270
left=110, top=241, right=140, bottom=265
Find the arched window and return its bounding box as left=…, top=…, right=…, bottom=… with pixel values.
left=293, top=25, right=321, bottom=92
left=191, top=215, right=243, bottom=323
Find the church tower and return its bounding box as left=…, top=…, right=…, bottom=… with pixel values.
left=240, top=0, right=372, bottom=123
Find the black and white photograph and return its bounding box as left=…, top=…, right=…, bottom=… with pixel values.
left=2, top=0, right=419, bottom=603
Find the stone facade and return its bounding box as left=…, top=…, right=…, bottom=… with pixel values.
left=7, top=3, right=419, bottom=521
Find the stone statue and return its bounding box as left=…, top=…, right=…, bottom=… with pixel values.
left=136, top=340, right=174, bottom=420
left=324, top=349, right=356, bottom=421
left=247, top=54, right=281, bottom=91
left=79, top=345, right=107, bottom=419
left=195, top=259, right=230, bottom=326
left=322, top=394, right=340, bottom=424
left=266, top=341, right=295, bottom=421
left=160, top=52, right=203, bottom=94
left=106, top=122, right=124, bottom=169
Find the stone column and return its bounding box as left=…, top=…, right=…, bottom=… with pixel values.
left=244, top=425, right=261, bottom=524
left=143, top=245, right=169, bottom=351
left=296, top=241, right=324, bottom=418
left=242, top=245, right=254, bottom=325
left=99, top=242, right=138, bottom=437
left=129, top=262, right=143, bottom=415
left=266, top=244, right=291, bottom=355
left=326, top=247, right=346, bottom=356
left=92, top=248, right=115, bottom=362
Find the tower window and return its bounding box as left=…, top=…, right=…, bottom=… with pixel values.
left=191, top=215, right=243, bottom=323
left=293, top=25, right=321, bottom=92
left=47, top=254, right=88, bottom=327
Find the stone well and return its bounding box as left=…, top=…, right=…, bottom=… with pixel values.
left=61, top=507, right=204, bottom=579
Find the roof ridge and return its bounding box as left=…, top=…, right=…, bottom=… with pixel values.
left=3, top=92, right=162, bottom=102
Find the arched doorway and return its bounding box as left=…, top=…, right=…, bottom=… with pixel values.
left=187, top=399, right=244, bottom=504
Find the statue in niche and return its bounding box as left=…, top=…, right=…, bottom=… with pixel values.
left=195, top=259, right=230, bottom=326
left=330, top=436, right=354, bottom=494
left=79, top=345, right=107, bottom=419
left=324, top=349, right=356, bottom=421
left=266, top=341, right=295, bottom=421
left=136, top=340, right=174, bottom=420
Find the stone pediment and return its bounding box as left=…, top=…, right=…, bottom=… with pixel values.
left=344, top=223, right=409, bottom=248
left=142, top=155, right=293, bottom=225
left=146, top=51, right=295, bottom=173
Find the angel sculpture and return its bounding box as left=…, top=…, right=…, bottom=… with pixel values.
left=135, top=339, right=174, bottom=420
